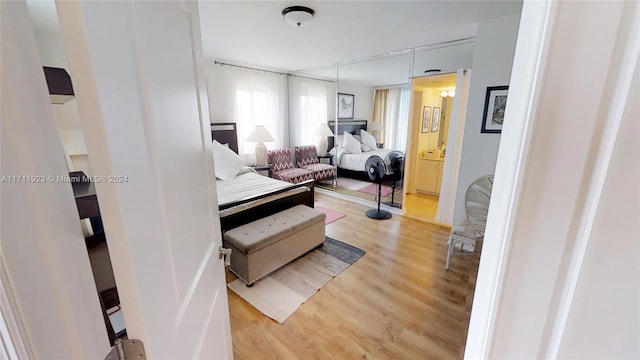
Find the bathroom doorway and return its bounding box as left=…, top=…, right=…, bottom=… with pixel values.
left=404, top=73, right=457, bottom=224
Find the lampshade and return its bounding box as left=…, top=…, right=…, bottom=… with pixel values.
left=282, top=6, right=315, bottom=27
left=246, top=125, right=274, bottom=143
left=370, top=121, right=382, bottom=131
left=315, top=123, right=334, bottom=137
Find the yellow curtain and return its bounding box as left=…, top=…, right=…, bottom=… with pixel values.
left=372, top=89, right=388, bottom=142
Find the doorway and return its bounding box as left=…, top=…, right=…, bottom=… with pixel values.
left=404, top=73, right=457, bottom=224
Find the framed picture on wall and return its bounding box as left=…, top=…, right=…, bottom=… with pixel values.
left=338, top=93, right=355, bottom=119
left=432, top=107, right=441, bottom=132
left=422, top=106, right=431, bottom=133
left=481, top=85, right=509, bottom=133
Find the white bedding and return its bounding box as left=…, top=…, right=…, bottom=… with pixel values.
left=215, top=167, right=307, bottom=217
left=334, top=148, right=399, bottom=172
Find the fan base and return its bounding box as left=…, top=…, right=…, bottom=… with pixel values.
left=366, top=209, right=392, bottom=220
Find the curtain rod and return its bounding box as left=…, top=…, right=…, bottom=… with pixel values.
left=213, top=61, right=336, bottom=83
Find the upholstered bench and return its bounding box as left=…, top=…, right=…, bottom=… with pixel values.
left=223, top=205, right=326, bottom=286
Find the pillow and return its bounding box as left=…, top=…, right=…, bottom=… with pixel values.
left=360, top=129, right=378, bottom=150
left=335, top=135, right=344, bottom=148
left=212, top=140, right=245, bottom=180
left=360, top=143, right=373, bottom=152
left=353, top=134, right=361, bottom=143
left=342, top=132, right=362, bottom=154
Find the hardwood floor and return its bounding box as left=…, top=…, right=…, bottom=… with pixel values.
left=403, top=192, right=441, bottom=224
left=225, top=192, right=480, bottom=359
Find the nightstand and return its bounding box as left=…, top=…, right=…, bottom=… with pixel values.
left=317, top=154, right=334, bottom=166
left=250, top=164, right=273, bottom=177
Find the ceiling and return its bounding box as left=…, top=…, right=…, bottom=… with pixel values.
left=198, top=1, right=523, bottom=72
left=26, top=1, right=522, bottom=85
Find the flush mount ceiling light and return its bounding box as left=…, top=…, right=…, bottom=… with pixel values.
left=282, top=6, right=315, bottom=27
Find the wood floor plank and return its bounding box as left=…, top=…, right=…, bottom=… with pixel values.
left=225, top=193, right=481, bottom=359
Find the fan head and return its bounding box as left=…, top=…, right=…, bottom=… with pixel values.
left=365, top=155, right=386, bottom=183
left=385, top=151, right=404, bottom=173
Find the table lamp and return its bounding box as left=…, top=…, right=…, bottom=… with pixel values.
left=315, top=123, right=334, bottom=155
left=246, top=125, right=274, bottom=166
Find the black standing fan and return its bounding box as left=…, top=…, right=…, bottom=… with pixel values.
left=364, top=156, right=392, bottom=220
left=383, top=151, right=404, bottom=208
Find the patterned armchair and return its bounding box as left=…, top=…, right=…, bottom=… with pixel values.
left=267, top=148, right=314, bottom=184
left=294, top=146, right=337, bottom=185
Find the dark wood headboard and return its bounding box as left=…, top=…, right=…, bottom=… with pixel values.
left=328, top=120, right=368, bottom=149
left=211, top=122, right=239, bottom=154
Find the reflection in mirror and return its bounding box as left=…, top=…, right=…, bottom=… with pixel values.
left=290, top=64, right=338, bottom=187
left=412, top=39, right=474, bottom=77
left=405, top=72, right=458, bottom=223
left=327, top=53, right=413, bottom=209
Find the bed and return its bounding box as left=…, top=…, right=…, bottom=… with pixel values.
left=328, top=120, right=405, bottom=178
left=211, top=123, right=315, bottom=231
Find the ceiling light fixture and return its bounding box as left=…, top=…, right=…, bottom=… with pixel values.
left=282, top=6, right=315, bottom=27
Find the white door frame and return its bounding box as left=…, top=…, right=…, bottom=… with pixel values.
left=465, top=0, right=639, bottom=357
left=1, top=1, right=110, bottom=357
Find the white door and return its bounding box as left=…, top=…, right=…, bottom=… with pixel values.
left=56, top=1, right=233, bottom=358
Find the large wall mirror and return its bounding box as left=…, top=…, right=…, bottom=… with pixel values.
left=296, top=40, right=475, bottom=218
left=315, top=53, right=413, bottom=209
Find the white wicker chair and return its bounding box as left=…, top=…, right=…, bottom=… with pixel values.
left=445, top=175, right=494, bottom=270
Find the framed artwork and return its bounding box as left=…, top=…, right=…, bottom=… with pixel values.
left=338, top=93, right=355, bottom=119
left=421, top=106, right=432, bottom=133
left=432, top=107, right=440, bottom=132
left=481, top=86, right=509, bottom=133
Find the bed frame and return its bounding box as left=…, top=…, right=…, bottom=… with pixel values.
left=327, top=119, right=368, bottom=150
left=210, top=123, right=315, bottom=232
left=327, top=120, right=374, bottom=180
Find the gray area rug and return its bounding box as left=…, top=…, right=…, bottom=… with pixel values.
left=228, top=237, right=365, bottom=323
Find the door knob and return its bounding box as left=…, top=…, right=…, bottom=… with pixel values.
left=218, top=246, right=232, bottom=266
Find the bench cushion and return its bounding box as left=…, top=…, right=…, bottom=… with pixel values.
left=224, top=205, right=325, bottom=255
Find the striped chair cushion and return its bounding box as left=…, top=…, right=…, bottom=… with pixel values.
left=272, top=168, right=314, bottom=184
left=301, top=163, right=336, bottom=181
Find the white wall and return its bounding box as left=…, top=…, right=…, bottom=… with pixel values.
left=32, top=28, right=68, bottom=68
left=452, top=14, right=521, bottom=224
left=338, top=81, right=374, bottom=121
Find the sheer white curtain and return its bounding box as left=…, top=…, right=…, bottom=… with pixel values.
left=383, top=85, right=411, bottom=150
left=436, top=69, right=472, bottom=225
left=288, top=77, right=336, bottom=147
left=206, top=64, right=288, bottom=155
